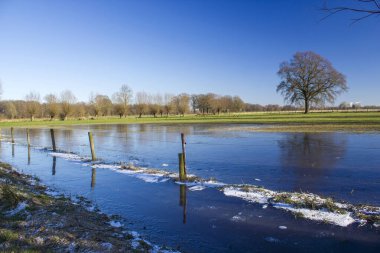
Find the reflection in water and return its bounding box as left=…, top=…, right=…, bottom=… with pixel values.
left=278, top=133, right=347, bottom=191
left=12, top=144, right=15, bottom=157
left=52, top=157, right=56, bottom=175
left=91, top=168, right=96, bottom=189
left=179, top=185, right=187, bottom=224
left=27, top=146, right=31, bottom=165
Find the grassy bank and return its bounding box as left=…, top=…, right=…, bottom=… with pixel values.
left=0, top=111, right=380, bottom=132
left=0, top=162, right=176, bottom=252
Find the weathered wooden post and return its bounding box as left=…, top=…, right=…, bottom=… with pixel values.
left=178, top=153, right=186, bottom=181
left=11, top=127, right=15, bottom=144
left=50, top=129, right=56, bottom=151
left=181, top=133, right=187, bottom=174
left=88, top=132, right=96, bottom=161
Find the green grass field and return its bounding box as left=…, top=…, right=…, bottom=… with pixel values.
left=0, top=111, right=380, bottom=132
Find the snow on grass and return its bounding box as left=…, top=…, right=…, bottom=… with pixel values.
left=223, top=186, right=273, bottom=204
left=109, top=221, right=123, bottom=228
left=188, top=185, right=206, bottom=191
left=273, top=203, right=355, bottom=227
left=49, top=152, right=85, bottom=161
left=6, top=201, right=28, bottom=216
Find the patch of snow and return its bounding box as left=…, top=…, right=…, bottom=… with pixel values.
left=188, top=185, right=206, bottom=191
left=273, top=203, right=355, bottom=227
left=101, top=242, right=113, bottom=250
left=109, top=221, right=123, bottom=228
left=45, top=189, right=62, bottom=197
left=6, top=201, right=28, bottom=216
left=223, top=187, right=270, bottom=204
left=49, top=152, right=84, bottom=161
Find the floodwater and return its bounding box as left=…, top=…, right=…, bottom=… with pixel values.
left=0, top=124, right=379, bottom=252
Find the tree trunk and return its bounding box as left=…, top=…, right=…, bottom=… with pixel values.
left=304, top=99, right=309, bottom=114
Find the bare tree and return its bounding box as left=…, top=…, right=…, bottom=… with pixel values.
left=172, top=93, right=190, bottom=116
left=112, top=85, right=133, bottom=118
left=163, top=93, right=174, bottom=117
left=25, top=92, right=41, bottom=121
left=90, top=93, right=112, bottom=117
left=135, top=92, right=149, bottom=118
left=44, top=94, right=59, bottom=120
left=4, top=102, right=17, bottom=119
left=277, top=51, right=347, bottom=114
left=60, top=90, right=77, bottom=120
left=322, top=0, right=380, bottom=23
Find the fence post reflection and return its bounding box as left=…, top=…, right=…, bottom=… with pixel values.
left=179, top=184, right=187, bottom=224
left=91, top=168, right=96, bottom=189
left=52, top=156, right=56, bottom=175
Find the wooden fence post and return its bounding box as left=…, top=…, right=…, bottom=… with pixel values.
left=50, top=129, right=56, bottom=151
left=178, top=153, right=186, bottom=181
left=181, top=133, right=187, bottom=174
left=88, top=132, right=96, bottom=161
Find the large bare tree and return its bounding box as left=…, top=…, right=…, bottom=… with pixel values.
left=277, top=51, right=347, bottom=114
left=322, top=0, right=380, bottom=23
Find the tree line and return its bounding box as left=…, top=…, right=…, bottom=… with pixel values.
left=0, top=86, right=253, bottom=121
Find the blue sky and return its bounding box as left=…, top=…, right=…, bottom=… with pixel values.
left=0, top=0, right=379, bottom=105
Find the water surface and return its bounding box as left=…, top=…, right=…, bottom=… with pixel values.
left=1, top=124, right=379, bottom=252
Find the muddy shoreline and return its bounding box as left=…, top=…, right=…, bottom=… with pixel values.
left=0, top=161, right=178, bottom=252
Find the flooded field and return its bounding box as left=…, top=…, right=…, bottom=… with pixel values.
left=0, top=124, right=379, bottom=252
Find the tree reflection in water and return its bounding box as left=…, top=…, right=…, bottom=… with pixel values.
left=278, top=133, right=347, bottom=192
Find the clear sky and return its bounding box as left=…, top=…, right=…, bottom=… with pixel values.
left=0, top=0, right=379, bottom=105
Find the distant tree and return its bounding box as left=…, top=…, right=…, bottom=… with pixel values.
left=4, top=101, right=17, bottom=119
left=112, top=85, right=133, bottom=118
left=231, top=96, right=245, bottom=112
left=163, top=93, right=174, bottom=117
left=190, top=95, right=199, bottom=113
left=322, top=0, right=380, bottom=23
left=172, top=93, right=190, bottom=116
left=44, top=94, right=59, bottom=120
left=25, top=92, right=41, bottom=121
left=60, top=90, right=77, bottom=120
left=135, top=92, right=149, bottom=118
left=74, top=102, right=88, bottom=118
left=277, top=51, right=347, bottom=114
left=90, top=94, right=112, bottom=117
left=339, top=101, right=351, bottom=110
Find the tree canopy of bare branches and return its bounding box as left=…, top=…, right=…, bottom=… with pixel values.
left=277, top=51, right=347, bottom=114
left=322, top=0, right=380, bottom=23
